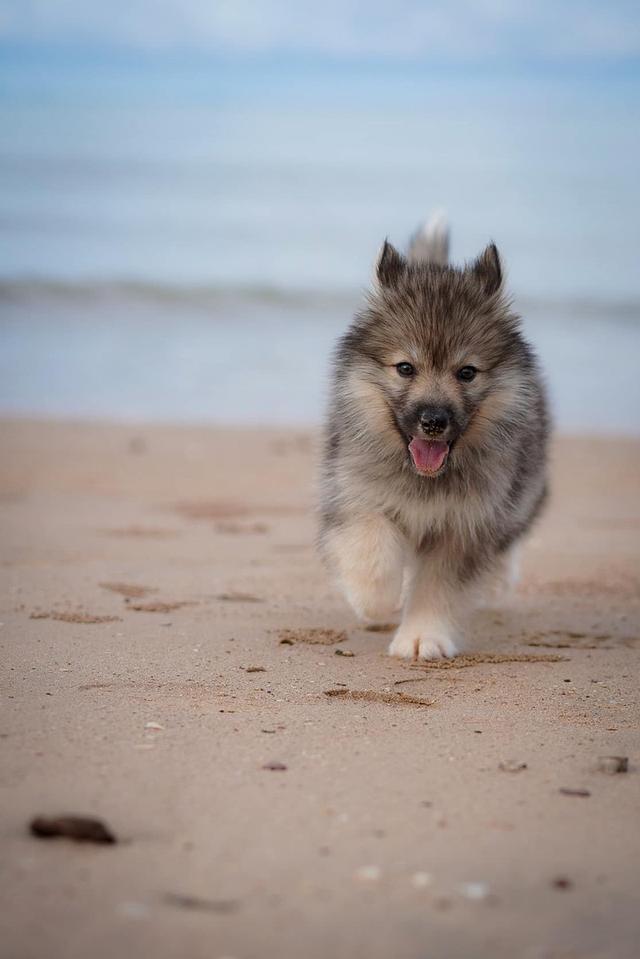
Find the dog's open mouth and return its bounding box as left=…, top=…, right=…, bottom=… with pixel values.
left=408, top=437, right=450, bottom=475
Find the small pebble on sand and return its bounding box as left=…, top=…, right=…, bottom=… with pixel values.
left=597, top=755, right=628, bottom=774
left=411, top=871, right=433, bottom=889
left=499, top=759, right=528, bottom=773
left=551, top=876, right=573, bottom=890
left=117, top=901, right=149, bottom=920
left=460, top=881, right=490, bottom=901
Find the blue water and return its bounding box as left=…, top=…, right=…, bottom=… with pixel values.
left=1, top=58, right=639, bottom=431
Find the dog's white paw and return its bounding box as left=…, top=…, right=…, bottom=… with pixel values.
left=417, top=631, right=458, bottom=660
left=388, top=622, right=459, bottom=660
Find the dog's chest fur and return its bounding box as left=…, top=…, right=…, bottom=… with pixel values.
left=380, top=480, right=493, bottom=552
left=393, top=489, right=481, bottom=545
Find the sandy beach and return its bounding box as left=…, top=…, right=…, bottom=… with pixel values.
left=1, top=417, right=639, bottom=959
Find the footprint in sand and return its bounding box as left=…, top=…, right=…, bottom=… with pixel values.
left=324, top=688, right=432, bottom=707
left=30, top=611, right=121, bottom=624
left=102, top=526, right=179, bottom=539
left=99, top=582, right=157, bottom=599
left=278, top=627, right=347, bottom=646
left=405, top=652, right=567, bottom=670
left=216, top=592, right=264, bottom=603
left=214, top=521, right=270, bottom=535
left=126, top=601, right=196, bottom=613
left=172, top=500, right=306, bottom=523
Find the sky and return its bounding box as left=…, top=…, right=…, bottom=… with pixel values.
left=0, top=0, right=639, bottom=64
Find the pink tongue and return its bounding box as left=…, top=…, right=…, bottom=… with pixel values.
left=408, top=437, right=449, bottom=474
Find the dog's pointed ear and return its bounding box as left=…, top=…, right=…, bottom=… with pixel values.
left=375, top=239, right=406, bottom=289
left=471, top=242, right=502, bottom=296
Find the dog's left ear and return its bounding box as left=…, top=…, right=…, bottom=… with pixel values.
left=471, top=243, right=502, bottom=296
left=375, top=240, right=406, bottom=289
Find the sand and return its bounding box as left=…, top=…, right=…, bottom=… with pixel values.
left=1, top=418, right=639, bottom=959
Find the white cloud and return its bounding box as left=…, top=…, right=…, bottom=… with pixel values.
left=1, top=0, right=638, bottom=60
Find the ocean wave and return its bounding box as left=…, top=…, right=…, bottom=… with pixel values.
left=0, top=277, right=639, bottom=321
left=0, top=277, right=361, bottom=311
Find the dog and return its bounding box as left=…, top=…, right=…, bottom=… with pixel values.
left=318, top=215, right=549, bottom=660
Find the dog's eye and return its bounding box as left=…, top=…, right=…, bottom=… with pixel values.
left=396, top=362, right=415, bottom=377
left=457, top=365, right=478, bottom=382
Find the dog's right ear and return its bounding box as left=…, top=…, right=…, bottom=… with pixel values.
left=471, top=242, right=503, bottom=296
left=375, top=240, right=406, bottom=289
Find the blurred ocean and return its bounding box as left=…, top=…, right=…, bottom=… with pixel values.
left=0, top=57, right=639, bottom=431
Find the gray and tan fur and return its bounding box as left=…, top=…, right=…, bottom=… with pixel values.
left=319, top=216, right=549, bottom=659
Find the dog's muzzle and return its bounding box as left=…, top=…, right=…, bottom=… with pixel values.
left=418, top=406, right=450, bottom=437
left=405, top=405, right=462, bottom=476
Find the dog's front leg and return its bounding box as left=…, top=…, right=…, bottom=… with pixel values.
left=388, top=554, right=467, bottom=660
left=323, top=514, right=406, bottom=622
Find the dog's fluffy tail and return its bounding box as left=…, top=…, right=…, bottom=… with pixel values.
left=407, top=211, right=449, bottom=267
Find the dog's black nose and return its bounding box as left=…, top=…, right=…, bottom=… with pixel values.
left=419, top=407, right=450, bottom=436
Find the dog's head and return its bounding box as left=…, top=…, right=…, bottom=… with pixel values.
left=339, top=240, right=536, bottom=478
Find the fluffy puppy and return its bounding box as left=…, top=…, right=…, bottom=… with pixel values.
left=319, top=217, right=549, bottom=659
